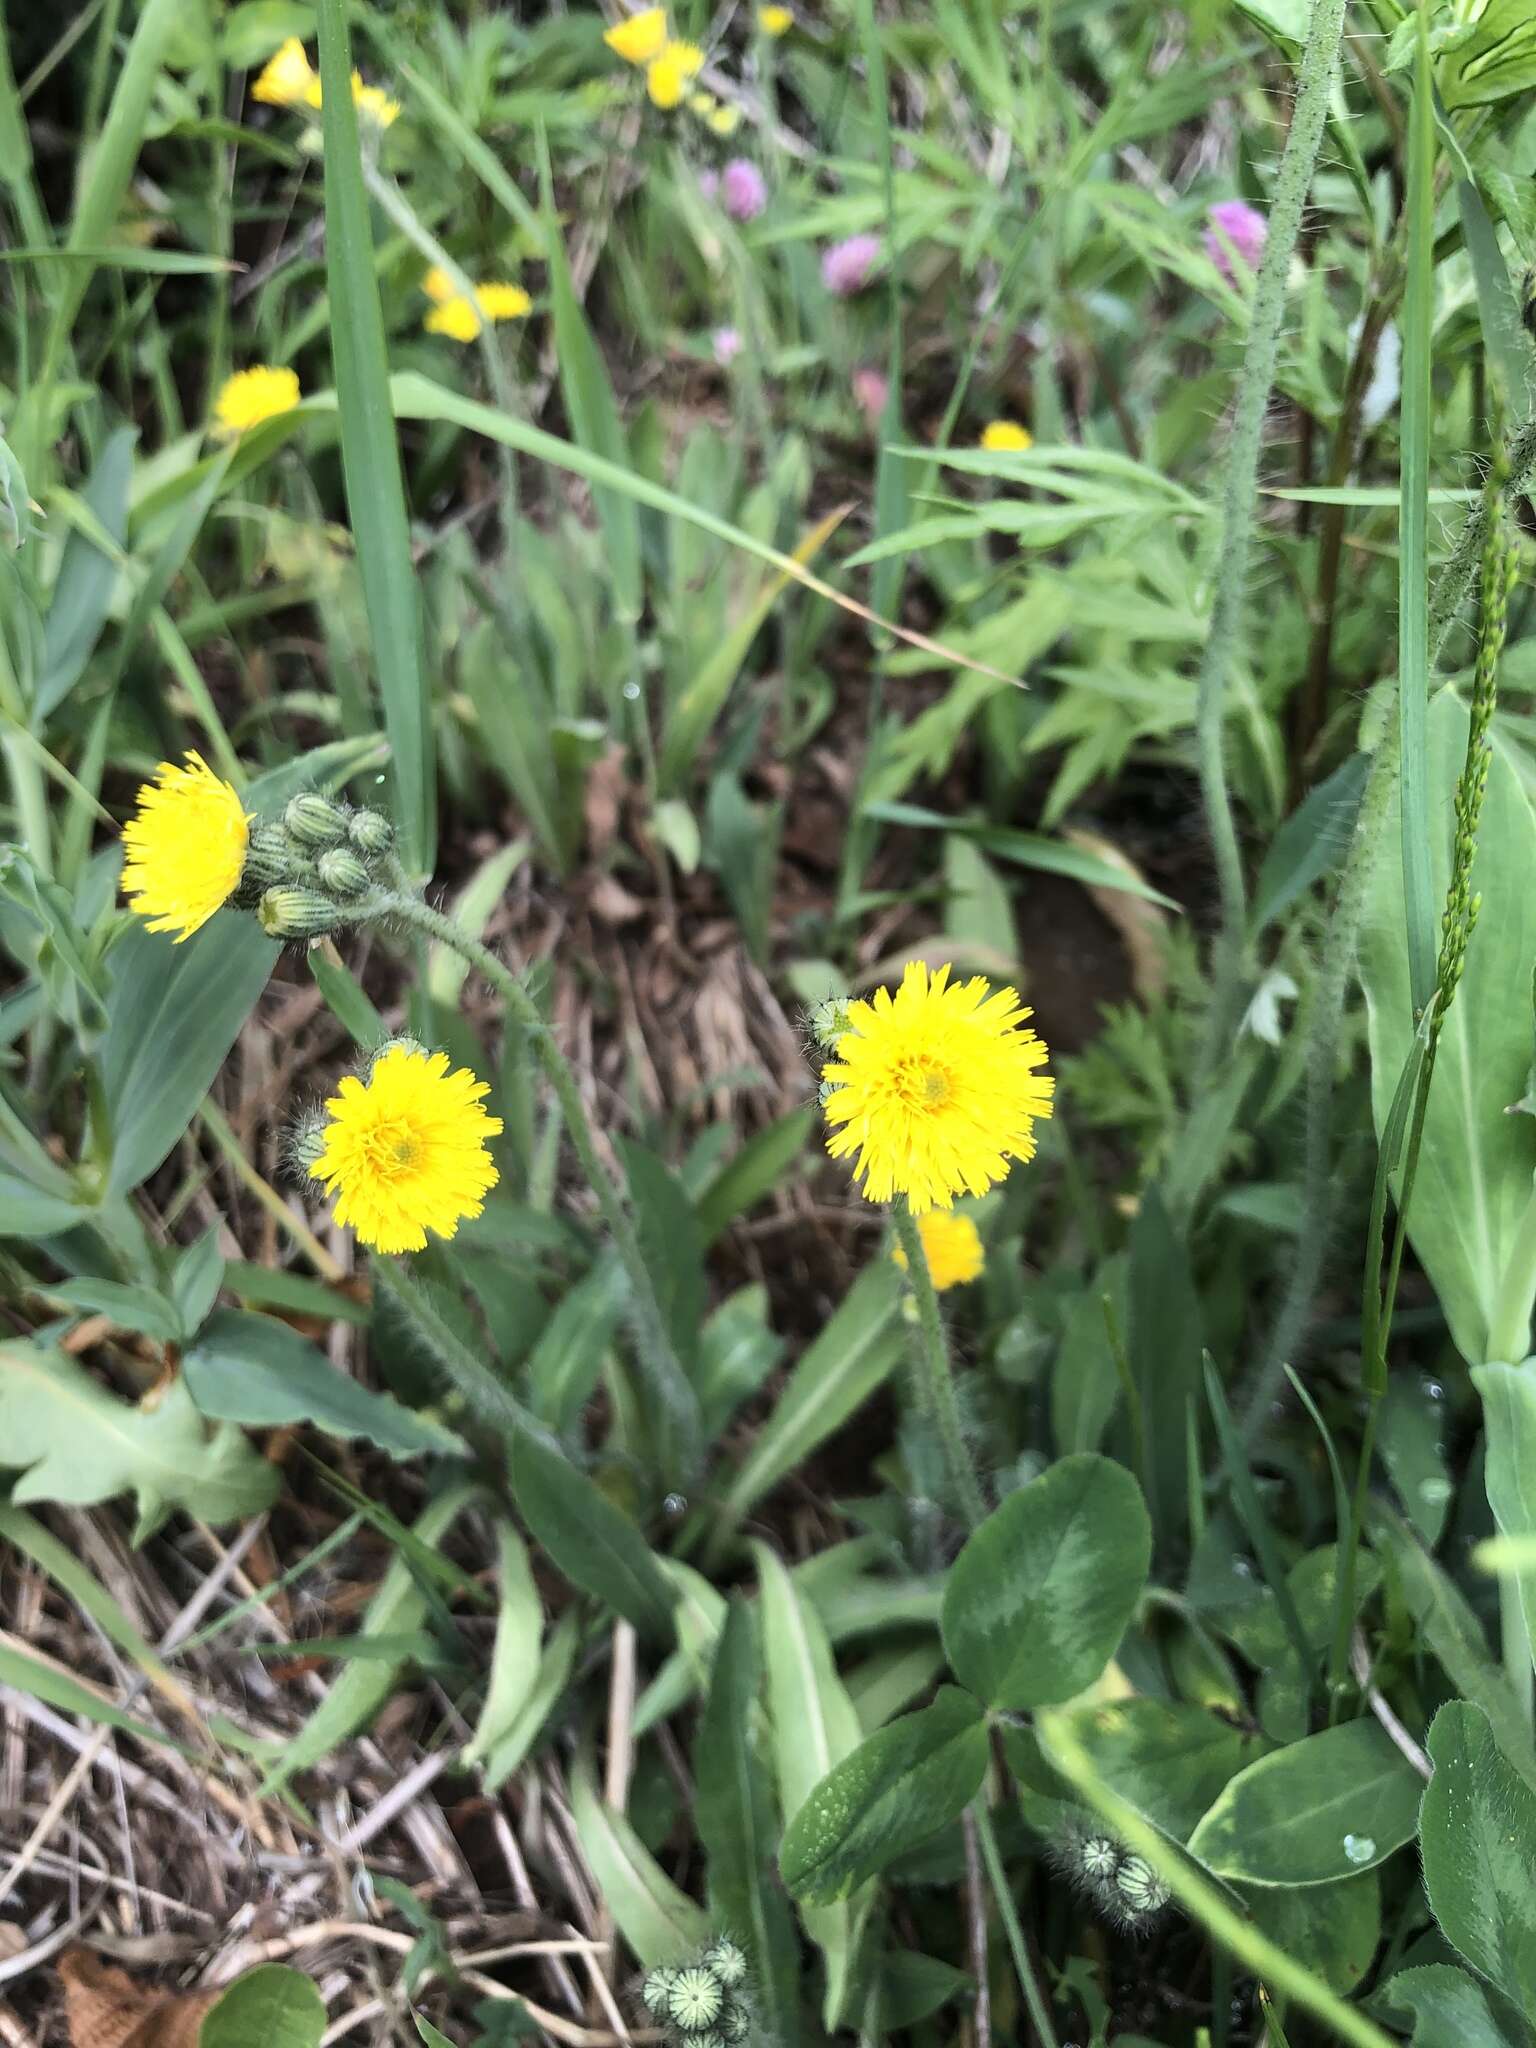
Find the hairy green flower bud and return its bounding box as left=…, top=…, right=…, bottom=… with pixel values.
left=809, top=996, right=852, bottom=1050
left=258, top=887, right=345, bottom=939
left=703, top=1940, right=746, bottom=1990
left=716, top=2000, right=750, bottom=2042
left=316, top=846, right=371, bottom=898
left=667, top=1968, right=723, bottom=2034
left=287, top=1111, right=328, bottom=1174
left=640, top=1968, right=677, bottom=2018
left=370, top=1035, right=426, bottom=1068
left=1115, top=1853, right=1170, bottom=1916
left=348, top=807, right=394, bottom=856
left=284, top=791, right=351, bottom=849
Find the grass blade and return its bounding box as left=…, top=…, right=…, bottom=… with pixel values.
left=315, top=0, right=434, bottom=874
left=1398, top=8, right=1437, bottom=1018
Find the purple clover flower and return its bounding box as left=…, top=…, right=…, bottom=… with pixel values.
left=713, top=326, right=743, bottom=366
left=721, top=158, right=768, bottom=222
left=1203, top=199, right=1266, bottom=282
left=821, top=232, right=881, bottom=297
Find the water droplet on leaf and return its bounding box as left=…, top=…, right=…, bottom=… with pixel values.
left=1342, top=1833, right=1375, bottom=1865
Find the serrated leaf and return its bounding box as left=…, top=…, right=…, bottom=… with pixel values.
left=0, top=1345, right=278, bottom=1532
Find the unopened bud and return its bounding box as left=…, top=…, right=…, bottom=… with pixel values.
left=316, top=846, right=370, bottom=897
left=288, top=1112, right=328, bottom=1174
left=348, top=807, right=394, bottom=856
left=258, top=887, right=345, bottom=939
left=717, top=2006, right=750, bottom=2044
left=810, top=996, right=851, bottom=1049
left=703, top=1941, right=746, bottom=1990
left=1115, top=1854, right=1170, bottom=1916
left=284, top=792, right=350, bottom=849
left=231, top=821, right=296, bottom=907
left=370, top=1035, right=426, bottom=1068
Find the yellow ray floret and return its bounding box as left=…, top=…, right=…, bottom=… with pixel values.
left=121, top=753, right=251, bottom=942
left=423, top=277, right=533, bottom=342
left=301, top=71, right=401, bottom=127
left=213, top=365, right=301, bottom=435
left=981, top=419, right=1032, bottom=451
left=646, top=40, right=703, bottom=107
left=892, top=1208, right=986, bottom=1292
left=823, top=960, right=1054, bottom=1213
left=758, top=5, right=794, bottom=33
left=252, top=37, right=317, bottom=107
left=605, top=8, right=670, bottom=63
left=310, top=1045, right=504, bottom=1254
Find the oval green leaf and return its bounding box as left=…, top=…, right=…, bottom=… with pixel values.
left=1421, top=1700, right=1536, bottom=2007
left=939, top=1453, right=1152, bottom=1710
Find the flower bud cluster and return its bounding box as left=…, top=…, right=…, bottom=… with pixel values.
left=232, top=791, right=396, bottom=939
left=1052, top=1822, right=1171, bottom=1932
left=640, top=1938, right=752, bottom=2047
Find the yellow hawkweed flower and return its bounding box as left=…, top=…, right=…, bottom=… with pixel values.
left=422, top=277, right=533, bottom=342
left=309, top=1045, right=503, bottom=1253
left=646, top=40, right=703, bottom=106
left=604, top=7, right=669, bottom=63
left=301, top=71, right=400, bottom=127
left=121, top=753, right=251, bottom=943
left=980, top=419, right=1032, bottom=452
left=822, top=960, right=1054, bottom=1213
left=758, top=4, right=794, bottom=32
left=213, top=365, right=301, bottom=435
left=690, top=89, right=717, bottom=114
left=252, top=37, right=317, bottom=107
left=892, top=1209, right=986, bottom=1292
left=708, top=102, right=742, bottom=135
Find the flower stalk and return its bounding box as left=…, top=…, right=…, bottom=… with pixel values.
left=892, top=1198, right=986, bottom=1529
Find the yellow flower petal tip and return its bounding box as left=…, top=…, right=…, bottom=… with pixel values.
left=121, top=752, right=251, bottom=943
left=689, top=90, right=717, bottom=114
left=892, top=1209, right=986, bottom=1292
left=980, top=419, right=1032, bottom=452
left=252, top=37, right=316, bottom=107
left=309, top=1044, right=504, bottom=1254
left=422, top=279, right=532, bottom=342
left=298, top=71, right=399, bottom=126
left=758, top=5, right=794, bottom=33
left=213, top=365, right=301, bottom=435
left=822, top=960, right=1054, bottom=1213
left=604, top=7, right=669, bottom=63
left=645, top=38, right=704, bottom=104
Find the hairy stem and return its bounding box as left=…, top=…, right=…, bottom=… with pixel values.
left=892, top=1200, right=987, bottom=1529
left=1194, top=0, right=1351, bottom=1064
left=377, top=891, right=701, bottom=1478
left=973, top=1800, right=1059, bottom=2048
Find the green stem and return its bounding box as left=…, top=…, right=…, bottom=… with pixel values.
left=973, top=1800, right=1059, bottom=2048
left=1193, top=0, right=1350, bottom=1065
left=892, top=1199, right=987, bottom=1529
left=377, top=891, right=701, bottom=1477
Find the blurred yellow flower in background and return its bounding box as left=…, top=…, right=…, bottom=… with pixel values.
left=981, top=419, right=1032, bottom=452
left=892, top=1209, right=986, bottom=1291
left=758, top=5, right=794, bottom=33
left=213, top=365, right=301, bottom=435
left=646, top=41, right=704, bottom=107
left=421, top=269, right=533, bottom=342
left=252, top=38, right=316, bottom=107
left=604, top=8, right=669, bottom=63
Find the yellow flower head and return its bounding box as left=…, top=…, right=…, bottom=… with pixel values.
left=823, top=961, right=1054, bottom=1213
left=981, top=419, right=1032, bottom=452
left=310, top=1045, right=503, bottom=1254
left=892, top=1208, right=986, bottom=1292
left=121, top=753, right=251, bottom=943
left=758, top=4, right=794, bottom=32
left=690, top=89, right=717, bottom=114
left=708, top=102, right=741, bottom=135
left=213, top=364, right=301, bottom=436
left=301, top=71, right=400, bottom=127
left=646, top=40, right=703, bottom=106
left=423, top=278, right=532, bottom=342
left=252, top=37, right=317, bottom=107
left=605, top=7, right=670, bottom=63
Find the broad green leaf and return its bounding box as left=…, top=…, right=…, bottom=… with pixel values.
left=694, top=1601, right=800, bottom=2044
left=569, top=1747, right=708, bottom=1966
left=507, top=1428, right=676, bottom=1639
left=184, top=1310, right=462, bottom=1459
left=1421, top=1701, right=1536, bottom=2007
left=1360, top=692, right=1536, bottom=1366
left=756, top=1542, right=870, bottom=2031
left=695, top=1286, right=784, bottom=1442
left=1060, top=1698, right=1265, bottom=1841
left=940, top=1453, right=1151, bottom=1711
left=1186, top=1720, right=1421, bottom=1885
left=36, top=430, right=134, bottom=715
left=705, top=1262, right=904, bottom=1563
left=1127, top=1185, right=1202, bottom=1539
left=52, top=1276, right=183, bottom=1345
left=695, top=1110, right=815, bottom=1245
left=0, top=1344, right=277, bottom=1534
left=618, top=1139, right=705, bottom=1376
left=525, top=1254, right=626, bottom=1432
left=1384, top=1964, right=1524, bottom=2048
left=877, top=1952, right=972, bottom=2029
left=1472, top=1362, right=1536, bottom=1669
left=780, top=1688, right=989, bottom=1905
left=462, top=1525, right=543, bottom=1768
left=1244, top=1874, right=1381, bottom=1994
left=99, top=915, right=279, bottom=1196
left=1250, top=752, right=1370, bottom=933
left=201, top=1968, right=326, bottom=2048
left=262, top=1484, right=477, bottom=1794
left=1439, top=0, right=1536, bottom=107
